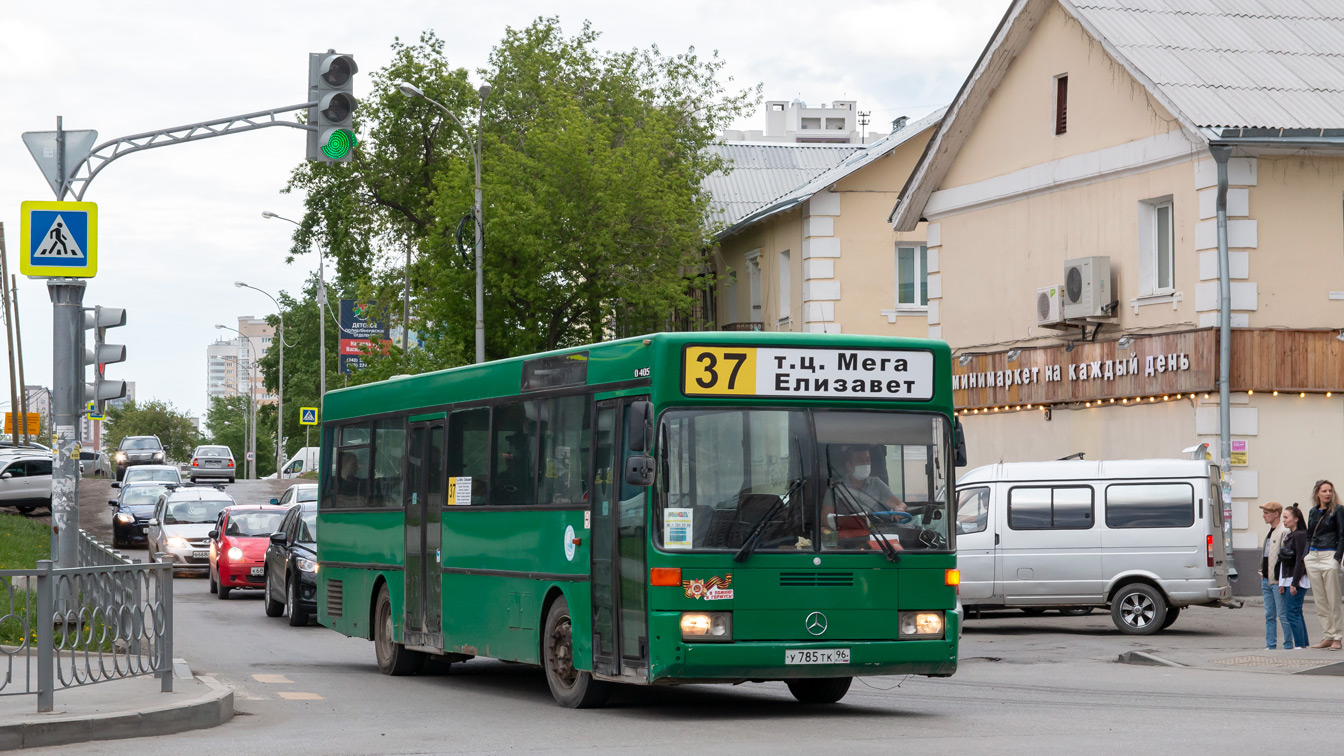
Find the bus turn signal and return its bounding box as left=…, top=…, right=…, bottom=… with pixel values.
left=945, top=569, right=961, bottom=587
left=650, top=568, right=682, bottom=586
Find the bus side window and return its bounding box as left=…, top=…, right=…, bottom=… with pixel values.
left=334, top=424, right=372, bottom=508
left=371, top=418, right=407, bottom=508
left=537, top=395, right=590, bottom=507
left=491, top=402, right=538, bottom=506
left=448, top=407, right=491, bottom=505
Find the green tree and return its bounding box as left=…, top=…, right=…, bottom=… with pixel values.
left=205, top=393, right=279, bottom=479
left=282, top=20, right=756, bottom=373
left=103, top=399, right=199, bottom=462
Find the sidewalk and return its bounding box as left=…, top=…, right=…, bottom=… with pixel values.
left=0, top=658, right=232, bottom=751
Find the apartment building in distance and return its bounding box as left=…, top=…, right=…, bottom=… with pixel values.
left=206, top=316, right=277, bottom=412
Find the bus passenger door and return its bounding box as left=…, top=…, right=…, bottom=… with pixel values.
left=591, top=398, right=650, bottom=677
left=404, top=420, right=446, bottom=650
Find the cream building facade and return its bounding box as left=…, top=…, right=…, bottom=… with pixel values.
left=892, top=0, right=1344, bottom=590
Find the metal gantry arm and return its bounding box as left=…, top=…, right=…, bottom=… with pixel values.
left=62, top=103, right=317, bottom=200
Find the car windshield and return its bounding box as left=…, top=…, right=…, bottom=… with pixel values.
left=122, top=439, right=161, bottom=451
left=297, top=511, right=317, bottom=542
left=125, top=468, right=178, bottom=484
left=196, top=447, right=230, bottom=458
left=295, top=487, right=318, bottom=503
left=164, top=499, right=231, bottom=525
left=656, top=408, right=953, bottom=554
left=123, top=485, right=167, bottom=506
left=226, top=511, right=286, bottom=537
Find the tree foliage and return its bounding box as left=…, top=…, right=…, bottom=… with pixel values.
left=282, top=19, right=757, bottom=373
left=103, top=399, right=199, bottom=462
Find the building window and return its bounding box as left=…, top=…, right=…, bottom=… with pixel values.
left=1054, top=74, right=1068, bottom=135
left=1138, top=198, right=1175, bottom=295
left=896, top=244, right=929, bottom=308
left=778, top=250, right=791, bottom=321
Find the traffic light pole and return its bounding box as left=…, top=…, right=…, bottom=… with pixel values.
left=49, top=279, right=85, bottom=574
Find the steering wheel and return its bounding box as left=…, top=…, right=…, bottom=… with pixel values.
left=873, top=510, right=914, bottom=524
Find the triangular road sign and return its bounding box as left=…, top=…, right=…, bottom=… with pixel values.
left=32, top=214, right=85, bottom=259
left=22, top=130, right=98, bottom=198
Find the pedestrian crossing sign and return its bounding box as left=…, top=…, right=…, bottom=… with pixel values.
left=87, top=400, right=104, bottom=422
left=299, top=407, right=319, bottom=426
left=19, top=200, right=98, bottom=278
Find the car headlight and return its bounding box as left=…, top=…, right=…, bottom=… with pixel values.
left=898, top=611, right=945, bottom=639
left=114, top=512, right=135, bottom=524
left=115, top=452, right=126, bottom=462
left=153, top=452, right=164, bottom=460
left=165, top=537, right=189, bottom=549
left=680, top=611, right=732, bottom=642
left=296, top=557, right=317, bottom=573
left=227, top=546, right=243, bottom=560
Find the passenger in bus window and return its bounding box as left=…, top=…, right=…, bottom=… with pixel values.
left=337, top=450, right=368, bottom=505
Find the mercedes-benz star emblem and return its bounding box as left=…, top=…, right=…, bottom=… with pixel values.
left=805, top=611, right=828, bottom=636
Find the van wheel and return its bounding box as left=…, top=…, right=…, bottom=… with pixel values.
left=786, top=677, right=853, bottom=704
left=542, top=596, right=610, bottom=708
left=1160, top=606, right=1181, bottom=630
left=1111, top=584, right=1166, bottom=635
left=374, top=585, right=423, bottom=675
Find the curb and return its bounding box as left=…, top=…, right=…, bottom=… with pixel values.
left=0, top=675, right=233, bottom=751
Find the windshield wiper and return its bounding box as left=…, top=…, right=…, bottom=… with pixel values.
left=829, top=479, right=901, bottom=562
left=733, top=476, right=805, bottom=563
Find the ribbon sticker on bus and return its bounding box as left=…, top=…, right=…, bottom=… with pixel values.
left=682, top=346, right=934, bottom=401
left=684, top=574, right=733, bottom=601
left=664, top=508, right=693, bottom=549
left=448, top=476, right=472, bottom=506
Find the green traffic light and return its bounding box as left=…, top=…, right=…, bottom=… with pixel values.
left=322, top=129, right=357, bottom=160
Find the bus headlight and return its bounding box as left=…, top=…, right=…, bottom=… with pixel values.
left=680, top=612, right=732, bottom=642
left=898, top=611, right=945, bottom=639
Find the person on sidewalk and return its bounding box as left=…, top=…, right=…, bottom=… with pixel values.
left=1259, top=501, right=1290, bottom=649
left=1304, top=479, right=1344, bottom=650
left=1277, top=504, right=1311, bottom=650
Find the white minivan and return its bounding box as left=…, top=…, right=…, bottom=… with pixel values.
left=268, top=447, right=320, bottom=480
left=955, top=459, right=1233, bottom=635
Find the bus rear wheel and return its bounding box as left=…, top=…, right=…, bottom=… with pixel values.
left=374, top=585, right=423, bottom=675
left=542, top=596, right=610, bottom=708
left=786, top=677, right=853, bottom=704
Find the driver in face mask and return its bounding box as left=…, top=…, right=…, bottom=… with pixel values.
left=820, top=447, right=908, bottom=549
left=836, top=447, right=906, bottom=513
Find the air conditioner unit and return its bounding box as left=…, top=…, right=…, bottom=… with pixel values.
left=1063, top=256, right=1113, bottom=319
left=1036, top=285, right=1064, bottom=326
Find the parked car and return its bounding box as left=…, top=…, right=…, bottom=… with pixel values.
left=80, top=450, right=113, bottom=478
left=118, top=464, right=182, bottom=488
left=264, top=500, right=318, bottom=625
left=115, top=436, right=165, bottom=480
left=190, top=445, right=236, bottom=484
left=208, top=504, right=288, bottom=599
left=271, top=483, right=318, bottom=509
left=146, top=487, right=236, bottom=573
left=0, top=454, right=52, bottom=514
left=108, top=482, right=170, bottom=548
left=955, top=459, right=1233, bottom=634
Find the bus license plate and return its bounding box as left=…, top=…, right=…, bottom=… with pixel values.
left=785, top=648, right=850, bottom=665
left=250, top=567, right=264, bottom=577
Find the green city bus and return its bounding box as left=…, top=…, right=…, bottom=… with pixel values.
left=316, top=332, right=962, bottom=707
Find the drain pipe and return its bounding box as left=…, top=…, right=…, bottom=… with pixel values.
left=1211, top=144, right=1236, bottom=581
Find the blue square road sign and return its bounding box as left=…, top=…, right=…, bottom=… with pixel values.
left=20, top=200, right=98, bottom=278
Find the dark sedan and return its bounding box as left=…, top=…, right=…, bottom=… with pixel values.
left=264, top=502, right=318, bottom=626
left=108, top=482, right=170, bottom=549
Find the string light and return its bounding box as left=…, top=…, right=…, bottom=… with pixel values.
left=1248, top=390, right=1254, bottom=395
left=1273, top=390, right=1279, bottom=396
left=1109, top=398, right=1116, bottom=403
left=1300, top=392, right=1306, bottom=398
left=1329, top=392, right=1334, bottom=398
left=1204, top=393, right=1210, bottom=399
left=1122, top=398, right=1128, bottom=404
left=1085, top=402, right=1092, bottom=407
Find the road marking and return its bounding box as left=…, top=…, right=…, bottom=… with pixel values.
left=277, top=691, right=324, bottom=700
left=251, top=674, right=293, bottom=684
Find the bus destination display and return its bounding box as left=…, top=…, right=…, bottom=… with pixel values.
left=682, top=346, right=934, bottom=401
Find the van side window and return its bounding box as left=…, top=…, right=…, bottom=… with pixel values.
left=956, top=486, right=990, bottom=534
left=1008, top=486, right=1093, bottom=530
left=1105, top=483, right=1195, bottom=528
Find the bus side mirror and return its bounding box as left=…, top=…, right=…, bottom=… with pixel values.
left=626, top=401, right=654, bottom=453
left=954, top=417, right=968, bottom=468
left=625, top=454, right=655, bottom=487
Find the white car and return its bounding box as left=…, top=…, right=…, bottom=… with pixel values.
left=118, top=464, right=183, bottom=488
left=189, top=445, right=237, bottom=484
left=80, top=450, right=113, bottom=478
left=0, top=454, right=53, bottom=514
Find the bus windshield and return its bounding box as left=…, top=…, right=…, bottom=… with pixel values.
left=656, top=408, right=952, bottom=554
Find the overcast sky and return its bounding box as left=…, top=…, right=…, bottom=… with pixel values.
left=0, top=0, right=1006, bottom=428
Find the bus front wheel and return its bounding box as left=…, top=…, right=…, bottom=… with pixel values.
left=786, top=677, right=853, bottom=704
left=374, top=585, right=423, bottom=675
left=542, top=596, right=610, bottom=708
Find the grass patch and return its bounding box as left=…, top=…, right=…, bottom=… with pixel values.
left=0, top=514, right=119, bottom=651
left=0, top=513, right=49, bottom=571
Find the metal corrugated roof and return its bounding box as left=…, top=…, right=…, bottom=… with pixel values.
left=1072, top=0, right=1344, bottom=129
left=702, top=142, right=861, bottom=228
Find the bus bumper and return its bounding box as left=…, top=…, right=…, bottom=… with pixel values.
left=648, top=611, right=958, bottom=682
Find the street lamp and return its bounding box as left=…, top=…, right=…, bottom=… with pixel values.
left=397, top=80, right=491, bottom=364
left=236, top=281, right=285, bottom=476
left=216, top=324, right=261, bottom=480
left=262, top=211, right=330, bottom=397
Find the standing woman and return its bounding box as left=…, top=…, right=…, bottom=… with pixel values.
left=1278, top=504, right=1311, bottom=650
left=1304, top=480, right=1344, bottom=649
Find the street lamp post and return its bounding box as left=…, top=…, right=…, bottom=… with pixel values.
left=236, top=282, right=285, bottom=476
left=217, top=324, right=261, bottom=479
left=397, top=81, right=491, bottom=364
left=262, top=212, right=328, bottom=396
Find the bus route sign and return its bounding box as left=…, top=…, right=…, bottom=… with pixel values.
left=682, top=346, right=934, bottom=401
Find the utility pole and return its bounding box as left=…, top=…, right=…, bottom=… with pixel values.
left=50, top=279, right=85, bottom=577
left=13, top=275, right=30, bottom=446
left=0, top=225, right=20, bottom=447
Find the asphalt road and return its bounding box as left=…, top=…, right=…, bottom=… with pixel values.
left=15, top=481, right=1344, bottom=754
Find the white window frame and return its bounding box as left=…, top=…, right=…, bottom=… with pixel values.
left=1137, top=197, right=1175, bottom=297
left=777, top=250, right=791, bottom=324
left=895, top=243, right=929, bottom=310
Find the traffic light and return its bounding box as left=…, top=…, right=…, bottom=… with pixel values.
left=83, top=305, right=127, bottom=414
left=307, top=50, right=358, bottom=163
